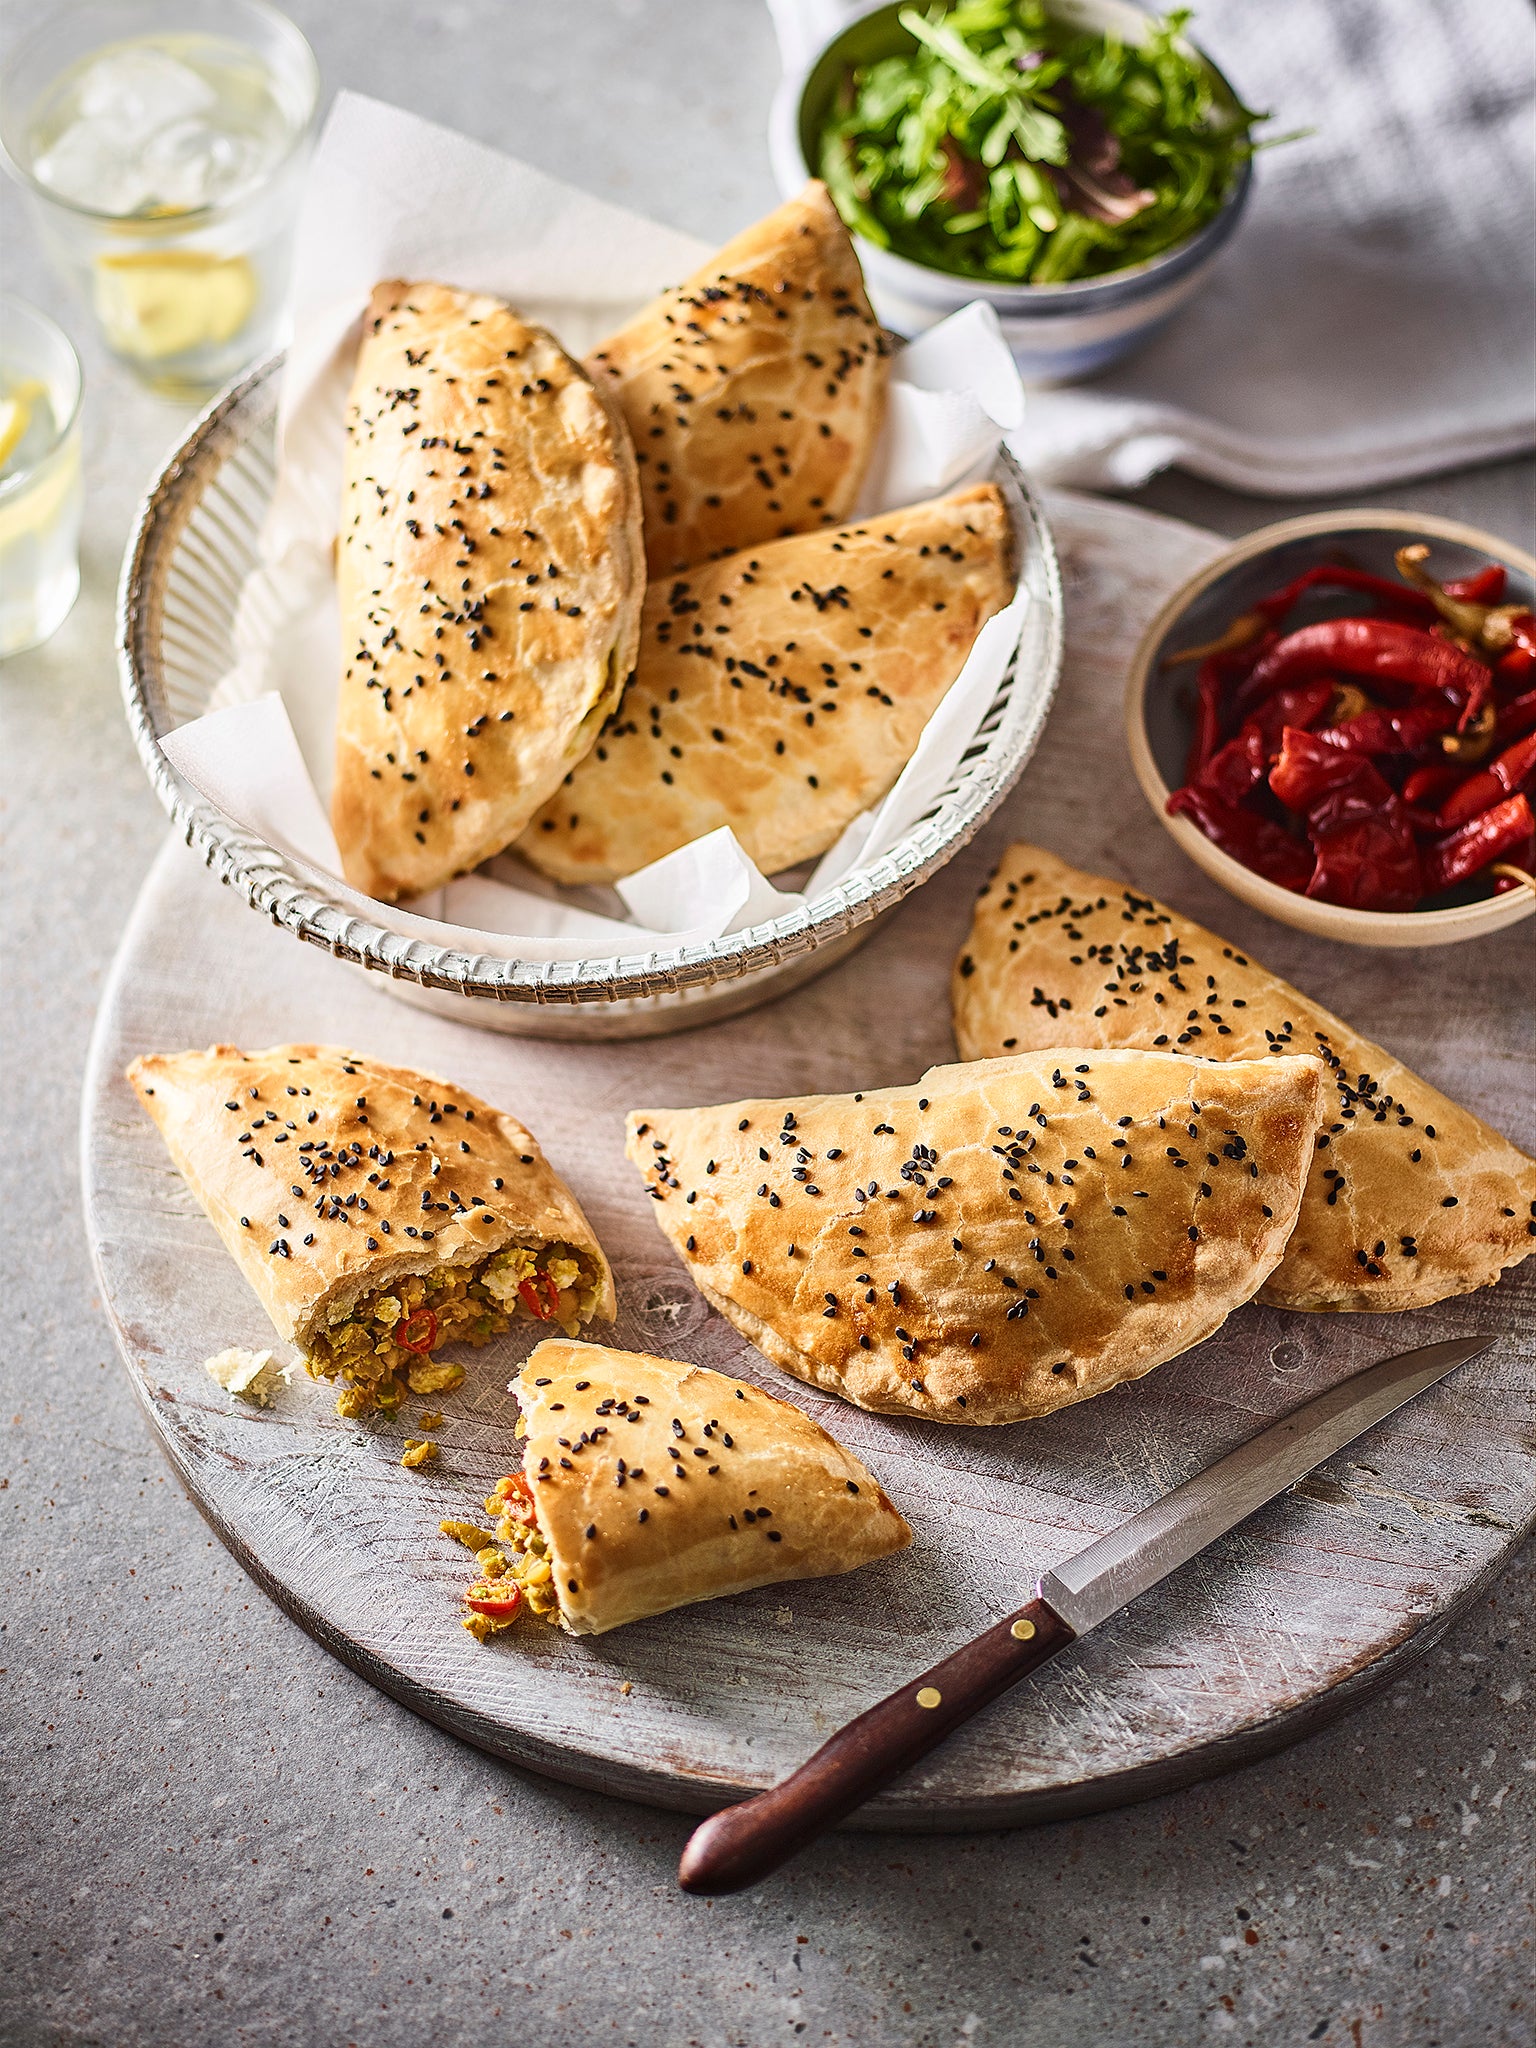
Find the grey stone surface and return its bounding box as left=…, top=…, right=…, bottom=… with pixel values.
left=1, top=4, right=1531, bottom=2044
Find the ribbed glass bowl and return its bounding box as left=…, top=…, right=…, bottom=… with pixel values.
left=117, top=353, right=1064, bottom=1038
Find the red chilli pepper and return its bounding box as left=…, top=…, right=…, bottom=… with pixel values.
left=1269, top=727, right=1369, bottom=813
left=1494, top=828, right=1536, bottom=893
left=1252, top=678, right=1337, bottom=754
left=1196, top=723, right=1270, bottom=807
left=1489, top=613, right=1536, bottom=688
left=1235, top=619, right=1493, bottom=731
left=464, top=1584, right=522, bottom=1620
left=1192, top=680, right=1334, bottom=805
left=1166, top=785, right=1313, bottom=891
left=1304, top=777, right=1423, bottom=911
left=1185, top=656, right=1226, bottom=785
left=1401, top=762, right=1464, bottom=808
left=500, top=1473, right=538, bottom=1524
left=1495, top=616, right=1536, bottom=691
left=1423, top=793, right=1536, bottom=894
left=1495, top=689, right=1536, bottom=744
left=1251, top=564, right=1437, bottom=627
left=1180, top=630, right=1284, bottom=785
left=1266, top=732, right=1422, bottom=910
left=398, top=1308, right=438, bottom=1355
left=1311, top=697, right=1458, bottom=758
left=1442, top=564, right=1507, bottom=605
left=517, top=1271, right=562, bottom=1322
left=1433, top=729, right=1536, bottom=831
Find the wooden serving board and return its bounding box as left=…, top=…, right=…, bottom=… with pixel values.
left=82, top=495, right=1536, bottom=1829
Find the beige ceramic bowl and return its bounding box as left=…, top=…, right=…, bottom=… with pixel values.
left=1126, top=509, right=1536, bottom=948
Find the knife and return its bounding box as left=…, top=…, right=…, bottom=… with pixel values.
left=678, top=1333, right=1496, bottom=1896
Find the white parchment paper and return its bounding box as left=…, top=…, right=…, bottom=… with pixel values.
left=163, top=93, right=1029, bottom=961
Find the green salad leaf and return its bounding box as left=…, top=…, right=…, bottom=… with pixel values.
left=817, top=1, right=1269, bottom=286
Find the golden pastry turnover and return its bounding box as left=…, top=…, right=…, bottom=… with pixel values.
left=953, top=845, right=1536, bottom=1312
left=586, top=182, right=888, bottom=576
left=519, top=484, right=1012, bottom=882
left=128, top=1043, right=614, bottom=1415
left=332, top=280, right=644, bottom=901
left=627, top=1047, right=1326, bottom=1427
left=455, top=1340, right=911, bottom=1637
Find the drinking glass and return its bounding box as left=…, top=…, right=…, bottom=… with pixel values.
left=0, top=297, right=84, bottom=657
left=0, top=0, right=319, bottom=402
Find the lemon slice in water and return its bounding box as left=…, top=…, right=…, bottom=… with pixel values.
left=0, top=380, right=46, bottom=473
left=93, top=249, right=256, bottom=362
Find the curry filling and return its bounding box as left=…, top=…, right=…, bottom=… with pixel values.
left=452, top=1473, right=561, bottom=1642
left=307, top=1242, right=603, bottom=1417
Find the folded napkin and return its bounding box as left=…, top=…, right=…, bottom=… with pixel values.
left=768, top=0, right=1536, bottom=494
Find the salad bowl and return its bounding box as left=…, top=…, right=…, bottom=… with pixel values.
left=770, top=0, right=1254, bottom=380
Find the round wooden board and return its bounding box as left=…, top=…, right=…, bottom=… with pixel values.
left=82, top=494, right=1536, bottom=1831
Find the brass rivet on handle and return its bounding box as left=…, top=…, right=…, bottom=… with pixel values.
left=915, top=1686, right=942, bottom=1709
left=1011, top=1617, right=1037, bottom=1641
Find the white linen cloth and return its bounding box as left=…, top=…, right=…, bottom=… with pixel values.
left=164, top=93, right=1029, bottom=963
left=768, top=0, right=1536, bottom=493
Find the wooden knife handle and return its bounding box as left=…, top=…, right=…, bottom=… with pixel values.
left=677, top=1596, right=1075, bottom=1895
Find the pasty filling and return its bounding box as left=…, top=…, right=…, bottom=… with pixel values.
left=307, top=1243, right=603, bottom=1416
left=458, top=1473, right=561, bottom=1641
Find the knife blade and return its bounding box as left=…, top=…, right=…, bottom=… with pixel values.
left=678, top=1333, right=1496, bottom=1896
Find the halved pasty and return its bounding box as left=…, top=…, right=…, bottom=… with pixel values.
left=462, top=1340, right=911, bottom=1636
left=586, top=182, right=889, bottom=576
left=333, top=280, right=644, bottom=902
left=626, top=1048, right=1325, bottom=1427
left=952, top=845, right=1536, bottom=1312
left=128, top=1043, right=614, bottom=1414
left=518, top=484, right=1012, bottom=883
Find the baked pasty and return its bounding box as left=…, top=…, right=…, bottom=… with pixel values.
left=626, top=1048, right=1325, bottom=1427
left=128, top=1044, right=614, bottom=1414
left=332, top=280, right=644, bottom=902
left=518, top=484, right=1012, bottom=883
left=467, top=1340, right=911, bottom=1635
left=586, top=182, right=889, bottom=576
left=953, top=845, right=1536, bottom=1312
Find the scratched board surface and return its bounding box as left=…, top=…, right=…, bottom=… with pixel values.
left=82, top=494, right=1536, bottom=1828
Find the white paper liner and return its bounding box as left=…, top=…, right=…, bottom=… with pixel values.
left=166, top=92, right=1028, bottom=963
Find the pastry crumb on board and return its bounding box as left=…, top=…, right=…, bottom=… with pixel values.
left=201, top=1347, right=288, bottom=1406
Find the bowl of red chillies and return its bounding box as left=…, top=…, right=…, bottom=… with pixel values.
left=1125, top=510, right=1536, bottom=946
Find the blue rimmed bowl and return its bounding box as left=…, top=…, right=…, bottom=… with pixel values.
left=770, top=0, right=1253, bottom=382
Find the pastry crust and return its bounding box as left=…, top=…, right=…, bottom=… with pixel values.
left=332, top=280, right=644, bottom=901
left=952, top=845, right=1536, bottom=1312
left=127, top=1043, right=615, bottom=1363
left=518, top=484, right=1012, bottom=883
left=511, top=1340, right=912, bottom=1634
left=626, top=1048, right=1325, bottom=1428
left=586, top=182, right=889, bottom=577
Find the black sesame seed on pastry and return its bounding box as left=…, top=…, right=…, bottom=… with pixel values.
left=517, top=484, right=1012, bottom=884
left=332, top=280, right=644, bottom=903
left=586, top=181, right=889, bottom=578
left=128, top=1044, right=614, bottom=1416
left=952, top=845, right=1536, bottom=1314
left=626, top=1049, right=1326, bottom=1429
left=484, top=1340, right=911, bottom=1636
